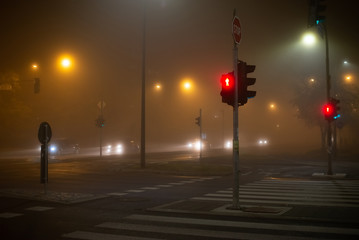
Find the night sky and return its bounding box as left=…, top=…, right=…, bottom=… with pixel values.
left=1, top=0, right=358, bottom=151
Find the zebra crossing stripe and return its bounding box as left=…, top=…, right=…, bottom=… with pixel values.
left=125, top=214, right=359, bottom=236
left=191, top=196, right=359, bottom=207
left=141, top=187, right=159, bottom=190
left=247, top=181, right=359, bottom=190
left=235, top=187, right=359, bottom=195
left=204, top=193, right=359, bottom=203
left=63, top=230, right=159, bottom=240
left=126, top=190, right=145, bottom=193
left=108, top=192, right=128, bottom=196
left=0, top=212, right=23, bottom=218
left=97, top=222, right=330, bottom=240
left=261, top=179, right=359, bottom=186
left=217, top=190, right=359, bottom=199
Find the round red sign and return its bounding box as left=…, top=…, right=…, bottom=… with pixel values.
left=232, top=16, right=241, bottom=44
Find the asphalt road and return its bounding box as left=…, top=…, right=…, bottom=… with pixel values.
left=1, top=149, right=358, bottom=239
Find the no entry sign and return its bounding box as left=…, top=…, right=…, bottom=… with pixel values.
left=232, top=16, right=241, bottom=45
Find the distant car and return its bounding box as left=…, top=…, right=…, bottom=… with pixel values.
left=103, top=140, right=139, bottom=155
left=187, top=139, right=209, bottom=151
left=48, top=138, right=80, bottom=155
left=258, top=139, right=269, bottom=146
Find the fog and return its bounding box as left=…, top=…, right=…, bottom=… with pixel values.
left=1, top=0, right=358, bottom=153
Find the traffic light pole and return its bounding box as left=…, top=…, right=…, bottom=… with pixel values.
left=323, top=22, right=333, bottom=175
left=232, top=40, right=240, bottom=209
left=140, top=1, right=147, bottom=169
left=199, top=108, right=203, bottom=161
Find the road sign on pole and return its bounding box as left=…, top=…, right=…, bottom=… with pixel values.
left=38, top=122, right=52, bottom=193
left=232, top=16, right=241, bottom=45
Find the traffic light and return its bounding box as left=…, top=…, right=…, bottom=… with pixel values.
left=331, top=98, right=340, bottom=120
left=323, top=98, right=341, bottom=121
left=308, top=0, right=326, bottom=27
left=34, top=78, right=40, bottom=93
left=238, top=61, right=256, bottom=105
left=220, top=72, right=235, bottom=106
left=195, top=116, right=201, bottom=126
left=95, top=116, right=105, bottom=128
left=323, top=102, right=334, bottom=121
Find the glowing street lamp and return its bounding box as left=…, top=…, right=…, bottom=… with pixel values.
left=154, top=83, right=162, bottom=90
left=61, top=58, right=71, bottom=68
left=344, top=74, right=354, bottom=84
left=184, top=81, right=191, bottom=89
left=181, top=79, right=193, bottom=92
left=269, top=102, right=277, bottom=111
left=32, top=64, right=38, bottom=70
left=302, top=32, right=316, bottom=46
left=57, top=55, right=74, bottom=71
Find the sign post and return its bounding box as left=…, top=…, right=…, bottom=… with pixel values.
left=38, top=122, right=52, bottom=194
left=232, top=10, right=241, bottom=209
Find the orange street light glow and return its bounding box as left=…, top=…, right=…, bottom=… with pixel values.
left=57, top=54, right=74, bottom=71
left=155, top=83, right=161, bottom=90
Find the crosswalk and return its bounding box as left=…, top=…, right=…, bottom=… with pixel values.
left=107, top=176, right=220, bottom=197
left=63, top=212, right=359, bottom=240
left=193, top=179, right=359, bottom=208
left=63, top=179, right=359, bottom=240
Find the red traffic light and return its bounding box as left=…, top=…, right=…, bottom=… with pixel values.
left=323, top=102, right=334, bottom=120
left=220, top=72, right=235, bottom=106
left=221, top=73, right=234, bottom=89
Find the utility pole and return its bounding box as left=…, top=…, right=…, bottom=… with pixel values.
left=140, top=0, right=147, bottom=168
left=323, top=22, right=333, bottom=175
left=232, top=9, right=240, bottom=209
left=199, top=109, right=203, bottom=161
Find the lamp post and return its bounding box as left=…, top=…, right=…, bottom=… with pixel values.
left=140, top=1, right=147, bottom=168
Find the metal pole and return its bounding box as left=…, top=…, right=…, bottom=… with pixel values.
left=222, top=109, right=224, bottom=149
left=140, top=0, right=146, bottom=168
left=323, top=22, right=333, bottom=175
left=100, top=100, right=103, bottom=158
left=232, top=9, right=240, bottom=209
left=199, top=108, right=202, bottom=161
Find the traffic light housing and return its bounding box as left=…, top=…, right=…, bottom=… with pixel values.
left=34, top=78, right=40, bottom=93
left=331, top=98, right=340, bottom=120
left=323, top=102, right=334, bottom=121
left=308, top=0, right=326, bottom=27
left=95, top=116, right=105, bottom=128
left=323, top=98, right=340, bottom=121
left=220, top=72, right=235, bottom=106
left=238, top=61, right=256, bottom=105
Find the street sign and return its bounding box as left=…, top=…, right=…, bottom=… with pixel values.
left=232, top=16, right=241, bottom=44
left=38, top=122, right=52, bottom=144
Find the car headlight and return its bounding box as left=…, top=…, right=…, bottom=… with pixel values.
left=50, top=145, right=57, bottom=152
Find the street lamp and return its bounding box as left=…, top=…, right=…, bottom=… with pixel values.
left=154, top=83, right=161, bottom=90
left=302, top=32, right=316, bottom=46
left=181, top=79, right=194, bottom=93
left=344, top=75, right=353, bottom=84
left=61, top=58, right=71, bottom=68
left=57, top=55, right=74, bottom=72
left=269, top=103, right=276, bottom=111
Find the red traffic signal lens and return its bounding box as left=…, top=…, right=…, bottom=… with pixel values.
left=225, top=78, right=230, bottom=86
left=221, top=73, right=234, bottom=89
left=323, top=103, right=334, bottom=116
